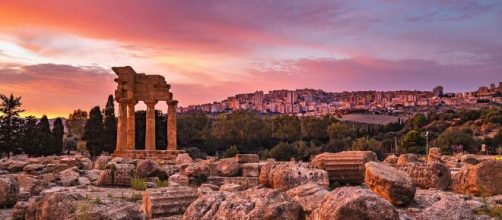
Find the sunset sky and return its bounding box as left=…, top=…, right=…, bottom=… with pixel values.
left=0, top=1, right=501, bottom=118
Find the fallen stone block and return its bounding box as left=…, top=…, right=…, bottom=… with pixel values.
left=364, top=161, right=415, bottom=206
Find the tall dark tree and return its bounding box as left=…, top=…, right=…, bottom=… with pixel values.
left=65, top=109, right=87, bottom=138
left=37, top=115, right=54, bottom=156
left=22, top=116, right=38, bottom=156
left=84, top=106, right=104, bottom=157
left=271, top=115, right=301, bottom=142
left=155, top=110, right=167, bottom=150
left=177, top=112, right=210, bottom=148
left=103, top=95, right=116, bottom=153
left=135, top=111, right=146, bottom=149
left=52, top=117, right=64, bottom=155
left=0, top=94, right=25, bottom=157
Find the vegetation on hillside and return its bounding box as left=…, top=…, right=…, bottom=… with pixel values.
left=1, top=92, right=501, bottom=160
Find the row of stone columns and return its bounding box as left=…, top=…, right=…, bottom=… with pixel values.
left=115, top=100, right=178, bottom=152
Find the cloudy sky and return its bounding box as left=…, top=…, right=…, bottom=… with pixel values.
left=0, top=0, right=501, bottom=117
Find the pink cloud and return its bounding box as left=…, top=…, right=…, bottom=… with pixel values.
left=0, top=63, right=115, bottom=117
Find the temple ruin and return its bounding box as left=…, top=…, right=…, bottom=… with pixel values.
left=111, top=66, right=182, bottom=159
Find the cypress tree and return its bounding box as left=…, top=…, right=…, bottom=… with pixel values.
left=84, top=106, right=104, bottom=157
left=0, top=94, right=25, bottom=157
left=52, top=117, right=64, bottom=155
left=22, top=116, right=38, bottom=156
left=155, top=110, right=167, bottom=150
left=135, top=111, right=146, bottom=150
left=103, top=95, right=117, bottom=154
left=37, top=115, right=54, bottom=156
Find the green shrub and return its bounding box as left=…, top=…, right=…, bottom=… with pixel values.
left=155, top=179, right=168, bottom=188
left=268, top=142, right=299, bottom=161
left=476, top=205, right=502, bottom=219
left=223, top=145, right=239, bottom=158
left=92, top=196, right=103, bottom=205
left=128, top=192, right=143, bottom=202
left=131, top=177, right=147, bottom=191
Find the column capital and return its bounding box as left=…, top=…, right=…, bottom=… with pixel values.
left=127, top=100, right=138, bottom=106
left=116, top=98, right=129, bottom=104
left=144, top=100, right=158, bottom=106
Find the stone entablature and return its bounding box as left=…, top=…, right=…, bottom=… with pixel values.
left=112, top=66, right=180, bottom=159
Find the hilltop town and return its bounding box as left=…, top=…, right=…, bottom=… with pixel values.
left=181, top=82, right=502, bottom=116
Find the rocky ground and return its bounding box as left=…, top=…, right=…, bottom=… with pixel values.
left=0, top=149, right=500, bottom=220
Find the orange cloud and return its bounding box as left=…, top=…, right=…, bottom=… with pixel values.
left=0, top=63, right=115, bottom=118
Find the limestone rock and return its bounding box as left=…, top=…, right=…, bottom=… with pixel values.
left=58, top=167, right=79, bottom=187
left=242, top=162, right=259, bottom=177
left=96, top=169, right=113, bottom=186
left=23, top=164, right=45, bottom=174
left=219, top=183, right=244, bottom=192
left=84, top=169, right=100, bottom=182
left=136, top=159, right=166, bottom=178
left=260, top=162, right=329, bottom=191
left=415, top=196, right=475, bottom=220
left=142, top=185, right=198, bottom=219
left=217, top=158, right=241, bottom=177
left=163, top=164, right=181, bottom=177
left=168, top=174, right=189, bottom=186
left=59, top=157, right=78, bottom=168
left=8, top=160, right=28, bottom=173
left=235, top=154, right=259, bottom=163
left=95, top=155, right=112, bottom=170
left=110, top=156, right=136, bottom=165
left=182, top=192, right=226, bottom=220
left=16, top=174, right=48, bottom=196
left=451, top=160, right=502, bottom=196
left=397, top=153, right=420, bottom=166
left=310, top=151, right=377, bottom=185
left=176, top=153, right=193, bottom=164
left=41, top=173, right=56, bottom=183
left=312, top=186, right=399, bottom=220
left=461, top=154, right=478, bottom=165
left=364, top=161, right=415, bottom=206
left=197, top=183, right=219, bottom=195
left=383, top=154, right=398, bottom=166
left=0, top=176, right=19, bottom=207
left=180, top=162, right=209, bottom=179
left=200, top=183, right=219, bottom=191
left=11, top=201, right=28, bottom=220
left=77, top=157, right=93, bottom=170
left=114, top=163, right=135, bottom=186
left=183, top=186, right=304, bottom=220
left=398, top=161, right=451, bottom=190
left=427, top=147, right=442, bottom=163
left=76, top=201, right=145, bottom=220
left=286, top=183, right=328, bottom=216
left=77, top=177, right=91, bottom=186
left=24, top=191, right=84, bottom=220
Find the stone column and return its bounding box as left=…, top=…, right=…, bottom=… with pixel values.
left=144, top=100, right=158, bottom=151
left=167, top=100, right=178, bottom=150
left=126, top=101, right=137, bottom=151
left=116, top=100, right=127, bottom=152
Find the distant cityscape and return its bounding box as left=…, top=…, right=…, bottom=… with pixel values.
left=179, top=82, right=502, bottom=116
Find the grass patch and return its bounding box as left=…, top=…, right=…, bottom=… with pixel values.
left=131, top=177, right=147, bottom=191
left=89, top=186, right=102, bottom=192
left=91, top=196, right=103, bottom=205
left=128, top=191, right=143, bottom=202
left=75, top=201, right=92, bottom=220
left=155, top=179, right=168, bottom=188
left=475, top=186, right=502, bottom=219
left=475, top=206, right=502, bottom=219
